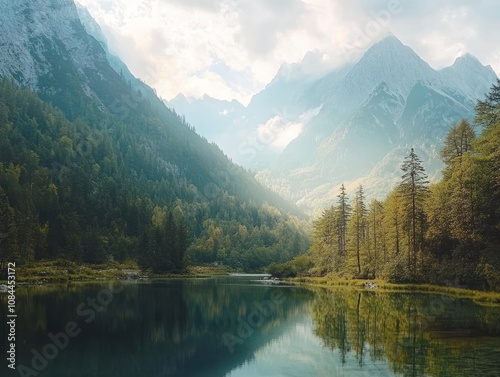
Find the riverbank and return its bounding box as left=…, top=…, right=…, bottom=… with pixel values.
left=0, top=260, right=230, bottom=284
left=292, top=276, right=500, bottom=305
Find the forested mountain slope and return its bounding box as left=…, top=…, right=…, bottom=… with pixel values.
left=279, top=80, right=500, bottom=290
left=0, top=0, right=309, bottom=272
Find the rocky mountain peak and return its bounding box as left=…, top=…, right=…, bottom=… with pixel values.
left=0, top=0, right=99, bottom=89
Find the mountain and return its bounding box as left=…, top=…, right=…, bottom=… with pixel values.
left=0, top=0, right=309, bottom=271
left=168, top=51, right=338, bottom=170
left=172, top=35, right=497, bottom=212
left=168, top=93, right=245, bottom=143
left=75, top=3, right=160, bottom=106
left=262, top=36, right=497, bottom=211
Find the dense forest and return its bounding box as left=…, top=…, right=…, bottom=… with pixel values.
left=271, top=79, right=500, bottom=291
left=0, top=79, right=310, bottom=275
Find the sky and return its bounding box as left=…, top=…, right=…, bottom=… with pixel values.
left=77, top=0, right=500, bottom=106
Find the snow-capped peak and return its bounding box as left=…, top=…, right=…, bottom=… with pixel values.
left=440, top=52, right=498, bottom=101
left=325, top=35, right=437, bottom=113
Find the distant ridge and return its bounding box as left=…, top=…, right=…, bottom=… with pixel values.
left=171, top=34, right=498, bottom=212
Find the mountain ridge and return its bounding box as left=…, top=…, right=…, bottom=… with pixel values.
left=169, top=34, right=497, bottom=212
left=0, top=0, right=310, bottom=270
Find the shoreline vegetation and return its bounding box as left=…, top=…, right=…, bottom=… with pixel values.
left=0, top=260, right=230, bottom=284
left=276, top=82, right=500, bottom=294
left=292, top=276, right=500, bottom=305
left=2, top=260, right=499, bottom=305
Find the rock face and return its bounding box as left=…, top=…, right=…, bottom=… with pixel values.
left=258, top=36, right=497, bottom=211
left=172, top=35, right=498, bottom=212
left=0, top=0, right=104, bottom=95
left=0, top=0, right=299, bottom=219
left=0, top=0, right=161, bottom=121
left=3, top=2, right=496, bottom=212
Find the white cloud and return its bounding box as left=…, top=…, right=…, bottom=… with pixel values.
left=256, top=116, right=304, bottom=152
left=255, top=106, right=321, bottom=151
left=77, top=0, right=500, bottom=104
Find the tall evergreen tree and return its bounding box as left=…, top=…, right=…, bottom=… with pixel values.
left=336, top=184, right=350, bottom=257
left=474, top=79, right=500, bottom=242
left=439, top=121, right=478, bottom=243
left=368, top=199, right=385, bottom=275
left=399, top=149, right=429, bottom=277
left=347, top=186, right=367, bottom=276
left=0, top=187, right=19, bottom=271
left=440, top=120, right=475, bottom=177
left=475, top=78, right=500, bottom=127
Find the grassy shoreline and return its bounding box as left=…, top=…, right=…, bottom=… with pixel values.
left=291, top=276, right=500, bottom=305
left=4, top=261, right=499, bottom=305
left=0, top=260, right=230, bottom=284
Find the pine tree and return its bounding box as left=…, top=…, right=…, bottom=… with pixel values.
left=425, top=182, right=453, bottom=260
left=440, top=120, right=478, bottom=242
left=310, top=206, right=338, bottom=273
left=173, top=217, right=188, bottom=273
left=336, top=184, right=350, bottom=256
left=0, top=187, right=19, bottom=270
left=475, top=78, right=500, bottom=127
left=399, top=149, right=429, bottom=277
left=440, top=120, right=475, bottom=177
left=347, top=186, right=367, bottom=276
left=473, top=79, right=500, bottom=245
left=368, top=199, right=384, bottom=275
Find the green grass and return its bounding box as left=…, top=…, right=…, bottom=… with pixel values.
left=5, top=259, right=139, bottom=283
left=292, top=276, right=500, bottom=305
left=1, top=260, right=229, bottom=284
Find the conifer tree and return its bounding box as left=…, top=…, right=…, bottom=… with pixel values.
left=440, top=120, right=475, bottom=177
left=0, top=187, right=19, bottom=270
left=399, top=149, right=428, bottom=276
left=347, top=186, right=367, bottom=276
left=336, top=184, right=350, bottom=256
left=475, top=78, right=500, bottom=127
left=368, top=199, right=384, bottom=275
left=439, top=120, right=478, bottom=242
left=474, top=79, right=500, bottom=237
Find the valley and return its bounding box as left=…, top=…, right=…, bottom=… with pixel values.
left=0, top=2, right=499, bottom=376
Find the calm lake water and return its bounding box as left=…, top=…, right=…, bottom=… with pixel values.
left=2, top=276, right=500, bottom=377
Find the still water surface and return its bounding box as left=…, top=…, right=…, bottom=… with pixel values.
left=2, top=276, right=500, bottom=377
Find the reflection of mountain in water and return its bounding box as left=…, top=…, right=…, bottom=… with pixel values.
left=8, top=279, right=313, bottom=377
left=310, top=288, right=500, bottom=377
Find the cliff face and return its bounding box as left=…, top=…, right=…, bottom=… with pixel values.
left=0, top=0, right=125, bottom=111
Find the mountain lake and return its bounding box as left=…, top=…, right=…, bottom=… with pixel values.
left=3, top=276, right=500, bottom=377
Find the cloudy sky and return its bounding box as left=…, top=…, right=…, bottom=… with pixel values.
left=77, top=0, right=500, bottom=105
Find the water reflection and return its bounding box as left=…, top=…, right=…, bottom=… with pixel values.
left=1, top=278, right=313, bottom=377
left=310, top=288, right=500, bottom=377
left=1, top=279, right=499, bottom=377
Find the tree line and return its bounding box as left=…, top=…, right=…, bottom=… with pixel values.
left=271, top=79, right=500, bottom=290
left=0, top=79, right=310, bottom=276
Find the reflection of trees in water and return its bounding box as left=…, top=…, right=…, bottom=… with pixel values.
left=310, top=288, right=500, bottom=377
left=10, top=281, right=314, bottom=376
